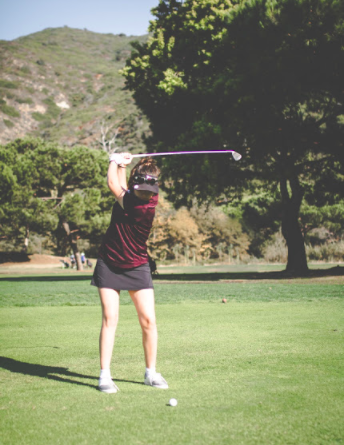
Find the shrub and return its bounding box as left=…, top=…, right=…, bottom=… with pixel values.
left=149, top=198, right=252, bottom=264
left=15, top=97, right=33, bottom=104
left=71, top=93, right=86, bottom=107
left=43, top=97, right=60, bottom=119
left=32, top=112, right=46, bottom=121
left=306, top=241, right=344, bottom=262
left=0, top=90, right=15, bottom=99
left=3, top=119, right=15, bottom=128
left=169, top=207, right=204, bottom=253
left=190, top=203, right=250, bottom=260
left=0, top=79, right=18, bottom=89
left=0, top=103, right=20, bottom=117
left=19, top=66, right=31, bottom=75
left=263, top=231, right=288, bottom=263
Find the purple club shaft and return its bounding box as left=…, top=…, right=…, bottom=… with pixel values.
left=132, top=150, right=242, bottom=160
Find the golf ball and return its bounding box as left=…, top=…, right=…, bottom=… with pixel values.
left=169, top=398, right=178, bottom=407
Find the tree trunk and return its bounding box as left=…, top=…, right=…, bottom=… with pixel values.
left=24, top=225, right=29, bottom=253
left=62, top=221, right=83, bottom=271
left=280, top=175, right=308, bottom=274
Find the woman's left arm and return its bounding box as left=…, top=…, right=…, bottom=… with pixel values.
left=108, top=153, right=132, bottom=208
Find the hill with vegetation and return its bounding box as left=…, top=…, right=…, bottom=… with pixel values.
left=0, top=27, right=149, bottom=151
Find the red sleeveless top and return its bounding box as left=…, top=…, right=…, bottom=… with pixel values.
left=99, top=190, right=158, bottom=269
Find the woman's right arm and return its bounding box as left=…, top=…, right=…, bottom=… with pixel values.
left=107, top=153, right=133, bottom=208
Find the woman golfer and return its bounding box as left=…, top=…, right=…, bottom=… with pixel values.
left=91, top=152, right=168, bottom=394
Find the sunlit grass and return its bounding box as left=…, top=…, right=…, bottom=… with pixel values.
left=1, top=299, right=343, bottom=445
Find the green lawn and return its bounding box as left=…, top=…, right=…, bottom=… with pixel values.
left=0, top=269, right=343, bottom=444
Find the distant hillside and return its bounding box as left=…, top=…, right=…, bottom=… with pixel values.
left=0, top=27, right=149, bottom=151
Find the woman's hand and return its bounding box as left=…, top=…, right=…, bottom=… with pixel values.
left=121, top=153, right=133, bottom=165
left=109, top=152, right=133, bottom=166
left=108, top=152, right=133, bottom=208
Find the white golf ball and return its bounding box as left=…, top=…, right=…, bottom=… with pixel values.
left=169, top=398, right=178, bottom=407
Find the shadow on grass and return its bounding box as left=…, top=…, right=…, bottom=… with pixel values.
left=152, top=266, right=344, bottom=282
left=0, top=357, right=144, bottom=389
left=0, top=356, right=98, bottom=390
left=0, top=266, right=343, bottom=282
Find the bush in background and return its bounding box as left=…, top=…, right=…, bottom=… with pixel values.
left=263, top=231, right=288, bottom=264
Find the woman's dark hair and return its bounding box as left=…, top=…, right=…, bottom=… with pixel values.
left=128, top=157, right=160, bottom=189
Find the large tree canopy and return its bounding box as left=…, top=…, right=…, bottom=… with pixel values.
left=122, top=0, right=344, bottom=272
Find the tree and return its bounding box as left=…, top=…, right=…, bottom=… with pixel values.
left=96, top=112, right=150, bottom=154
left=168, top=207, right=205, bottom=258
left=122, top=0, right=344, bottom=273
left=0, top=138, right=59, bottom=252
left=190, top=202, right=250, bottom=260
left=0, top=138, right=111, bottom=270
left=225, top=186, right=282, bottom=258
left=148, top=194, right=175, bottom=260
left=98, top=119, right=120, bottom=153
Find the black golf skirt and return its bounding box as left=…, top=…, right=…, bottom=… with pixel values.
left=91, top=257, right=153, bottom=291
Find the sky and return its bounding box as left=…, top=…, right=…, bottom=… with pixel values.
left=0, top=0, right=160, bottom=41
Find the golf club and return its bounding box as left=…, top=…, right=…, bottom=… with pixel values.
left=132, top=150, right=242, bottom=161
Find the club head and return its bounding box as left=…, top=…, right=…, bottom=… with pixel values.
left=232, top=151, right=242, bottom=161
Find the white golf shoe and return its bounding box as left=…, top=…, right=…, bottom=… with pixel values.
left=144, top=372, right=168, bottom=389
left=98, top=379, right=119, bottom=394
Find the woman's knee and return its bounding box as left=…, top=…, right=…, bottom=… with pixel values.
left=102, top=312, right=118, bottom=329
left=99, top=288, right=119, bottom=329
left=139, top=314, right=156, bottom=332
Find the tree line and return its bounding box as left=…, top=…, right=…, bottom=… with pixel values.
left=0, top=137, right=250, bottom=267
left=1, top=137, right=343, bottom=270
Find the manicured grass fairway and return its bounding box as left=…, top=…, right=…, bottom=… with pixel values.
left=0, top=270, right=343, bottom=445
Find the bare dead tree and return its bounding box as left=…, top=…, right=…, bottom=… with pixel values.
left=99, top=120, right=121, bottom=153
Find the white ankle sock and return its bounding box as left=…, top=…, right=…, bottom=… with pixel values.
left=99, top=369, right=111, bottom=381
left=145, top=367, right=156, bottom=377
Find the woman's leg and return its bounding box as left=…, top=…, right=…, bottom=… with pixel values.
left=98, top=287, right=120, bottom=393
left=129, top=288, right=157, bottom=368
left=129, top=288, right=168, bottom=388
